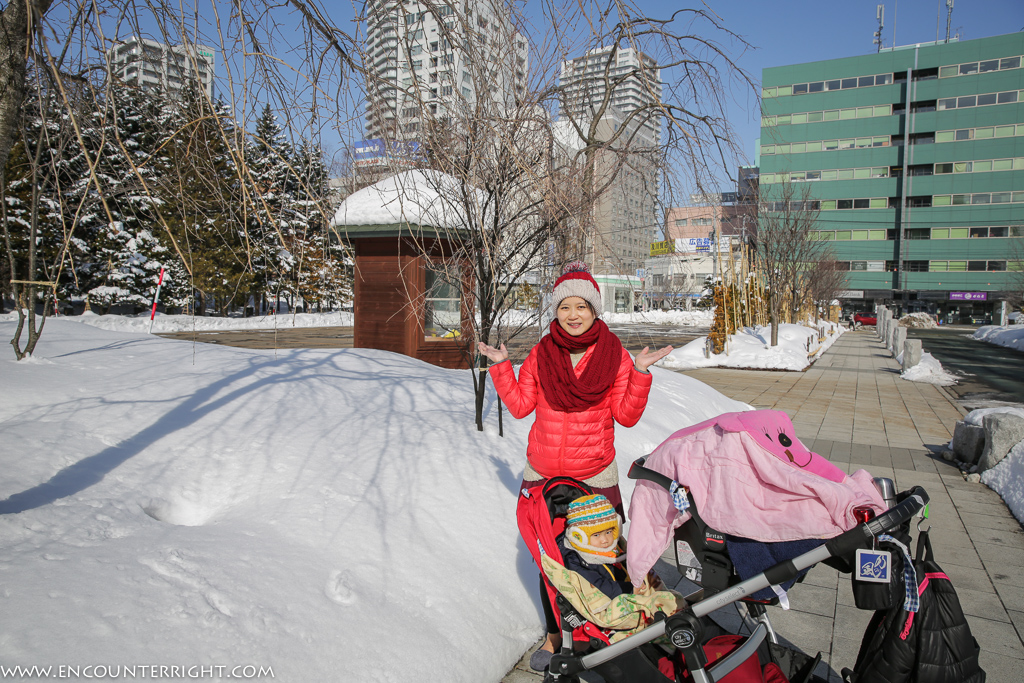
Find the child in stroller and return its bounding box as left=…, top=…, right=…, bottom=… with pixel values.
left=559, top=494, right=633, bottom=598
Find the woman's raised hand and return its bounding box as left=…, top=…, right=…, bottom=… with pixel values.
left=634, top=345, right=674, bottom=372
left=477, top=341, right=509, bottom=364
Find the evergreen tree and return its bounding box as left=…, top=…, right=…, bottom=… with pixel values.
left=70, top=81, right=168, bottom=312
left=291, top=140, right=351, bottom=309
left=3, top=86, right=90, bottom=306
left=246, top=104, right=296, bottom=309
left=156, top=90, right=252, bottom=315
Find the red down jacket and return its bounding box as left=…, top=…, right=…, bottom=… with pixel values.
left=489, top=344, right=652, bottom=480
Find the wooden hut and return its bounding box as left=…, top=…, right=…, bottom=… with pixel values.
left=330, top=171, right=474, bottom=369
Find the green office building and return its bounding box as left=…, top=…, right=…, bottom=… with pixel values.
left=760, top=32, right=1024, bottom=324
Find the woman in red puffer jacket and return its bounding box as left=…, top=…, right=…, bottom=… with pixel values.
left=477, top=261, right=672, bottom=671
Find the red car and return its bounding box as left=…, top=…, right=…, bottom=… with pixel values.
left=854, top=312, right=877, bottom=326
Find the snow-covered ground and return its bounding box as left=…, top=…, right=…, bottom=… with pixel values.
left=974, top=406, right=1024, bottom=525
left=982, top=441, right=1024, bottom=526
left=657, top=322, right=842, bottom=372
left=973, top=324, right=1024, bottom=352
left=1, top=307, right=713, bottom=339
left=899, top=352, right=959, bottom=386
left=960, top=407, right=1024, bottom=426
left=603, top=309, right=713, bottom=327
left=0, top=320, right=748, bottom=681
left=0, top=310, right=356, bottom=334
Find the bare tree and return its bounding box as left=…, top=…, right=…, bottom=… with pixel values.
left=754, top=180, right=834, bottom=346
left=344, top=0, right=754, bottom=428
left=804, top=256, right=848, bottom=322
left=1006, top=238, right=1024, bottom=317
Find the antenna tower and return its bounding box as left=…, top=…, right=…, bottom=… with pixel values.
left=873, top=5, right=885, bottom=52
left=945, top=0, right=955, bottom=42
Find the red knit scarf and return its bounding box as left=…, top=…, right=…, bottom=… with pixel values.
left=536, top=319, right=622, bottom=412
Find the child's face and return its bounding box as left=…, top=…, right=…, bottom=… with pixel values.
left=589, top=528, right=617, bottom=549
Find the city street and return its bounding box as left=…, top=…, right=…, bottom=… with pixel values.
left=907, top=327, right=1024, bottom=409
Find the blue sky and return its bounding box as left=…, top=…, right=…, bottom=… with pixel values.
left=114, top=1, right=1024, bottom=188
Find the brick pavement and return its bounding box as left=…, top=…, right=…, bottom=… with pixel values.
left=502, top=328, right=1024, bottom=682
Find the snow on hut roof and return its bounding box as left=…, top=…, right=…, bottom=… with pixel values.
left=329, top=169, right=476, bottom=230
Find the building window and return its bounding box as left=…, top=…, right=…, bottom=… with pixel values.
left=818, top=198, right=887, bottom=211
left=936, top=89, right=1020, bottom=111
left=762, top=72, right=892, bottom=98
left=424, top=265, right=461, bottom=339
left=939, top=55, right=1022, bottom=78
left=933, top=192, right=1024, bottom=207
left=936, top=123, right=1024, bottom=143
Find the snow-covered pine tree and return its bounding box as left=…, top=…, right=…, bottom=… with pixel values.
left=72, top=81, right=169, bottom=312
left=2, top=86, right=90, bottom=307
left=291, top=140, right=351, bottom=310
left=246, top=104, right=297, bottom=311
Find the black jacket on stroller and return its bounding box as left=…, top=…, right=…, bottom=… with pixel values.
left=847, top=529, right=985, bottom=683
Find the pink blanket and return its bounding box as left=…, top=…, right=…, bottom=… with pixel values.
left=626, top=411, right=885, bottom=586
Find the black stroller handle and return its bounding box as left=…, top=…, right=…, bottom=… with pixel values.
left=628, top=456, right=675, bottom=490
left=577, top=485, right=931, bottom=674
left=825, top=486, right=930, bottom=558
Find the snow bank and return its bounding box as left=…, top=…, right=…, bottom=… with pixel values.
left=973, top=325, right=1024, bottom=352
left=53, top=310, right=355, bottom=334
left=603, top=309, right=713, bottom=326
left=898, top=312, right=938, bottom=329
left=900, top=352, right=958, bottom=386
left=0, top=320, right=748, bottom=681
left=962, top=407, right=1024, bottom=426
left=657, top=322, right=842, bottom=372
left=981, top=440, right=1024, bottom=525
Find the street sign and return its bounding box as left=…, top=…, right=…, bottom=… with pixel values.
left=636, top=268, right=646, bottom=279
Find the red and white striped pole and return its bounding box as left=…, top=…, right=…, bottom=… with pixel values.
left=149, top=267, right=166, bottom=334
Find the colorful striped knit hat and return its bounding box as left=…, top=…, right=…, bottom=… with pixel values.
left=564, top=494, right=624, bottom=565
left=552, top=261, right=602, bottom=316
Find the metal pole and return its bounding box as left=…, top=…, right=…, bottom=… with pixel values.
left=149, top=267, right=166, bottom=334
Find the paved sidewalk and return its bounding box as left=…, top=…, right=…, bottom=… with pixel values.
left=501, top=329, right=1024, bottom=682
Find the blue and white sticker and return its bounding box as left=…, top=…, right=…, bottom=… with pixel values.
left=855, top=548, right=892, bottom=583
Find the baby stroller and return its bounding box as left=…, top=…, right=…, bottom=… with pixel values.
left=516, top=411, right=933, bottom=683
left=517, top=471, right=929, bottom=683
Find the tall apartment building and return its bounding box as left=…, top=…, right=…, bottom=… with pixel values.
left=559, top=46, right=662, bottom=145
left=760, top=32, right=1024, bottom=324
left=557, top=46, right=662, bottom=290
left=362, top=0, right=528, bottom=140
left=107, top=37, right=215, bottom=98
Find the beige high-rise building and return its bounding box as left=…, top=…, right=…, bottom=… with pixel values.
left=362, top=0, right=528, bottom=141
left=557, top=46, right=662, bottom=281
left=107, top=37, right=215, bottom=99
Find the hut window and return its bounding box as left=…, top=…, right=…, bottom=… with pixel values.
left=424, top=264, right=461, bottom=339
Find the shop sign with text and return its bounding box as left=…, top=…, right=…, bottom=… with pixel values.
left=949, top=292, right=988, bottom=301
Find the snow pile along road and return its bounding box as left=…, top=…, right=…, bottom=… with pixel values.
left=982, top=440, right=1024, bottom=525
left=973, top=324, right=1024, bottom=352
left=0, top=320, right=748, bottom=681
left=657, top=322, right=843, bottom=371
left=899, top=352, right=958, bottom=386
left=897, top=312, right=938, bottom=328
